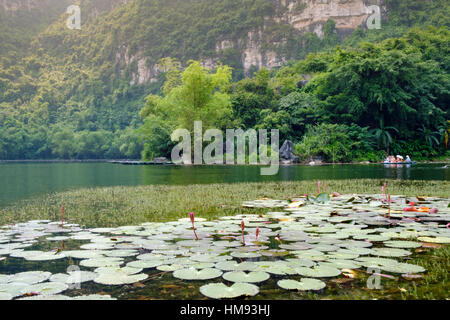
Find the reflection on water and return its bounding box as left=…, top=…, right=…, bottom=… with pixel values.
left=0, top=162, right=448, bottom=207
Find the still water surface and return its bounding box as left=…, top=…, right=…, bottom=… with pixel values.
left=0, top=162, right=448, bottom=207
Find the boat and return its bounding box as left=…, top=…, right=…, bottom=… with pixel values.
left=382, top=161, right=415, bottom=165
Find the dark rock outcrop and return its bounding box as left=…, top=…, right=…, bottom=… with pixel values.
left=280, top=140, right=300, bottom=164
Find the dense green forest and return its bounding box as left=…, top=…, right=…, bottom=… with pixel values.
left=0, top=0, right=449, bottom=161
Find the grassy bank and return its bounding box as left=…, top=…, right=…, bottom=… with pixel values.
left=0, top=179, right=448, bottom=228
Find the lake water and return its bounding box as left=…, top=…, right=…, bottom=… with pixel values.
left=0, top=162, right=448, bottom=207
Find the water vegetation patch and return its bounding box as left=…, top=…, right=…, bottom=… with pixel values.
left=0, top=180, right=448, bottom=227
left=0, top=190, right=448, bottom=300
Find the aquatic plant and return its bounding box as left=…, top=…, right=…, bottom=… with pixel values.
left=61, top=205, right=65, bottom=227
left=199, top=283, right=259, bottom=299
left=241, top=220, right=245, bottom=246
left=190, top=212, right=199, bottom=241
left=0, top=191, right=448, bottom=300
left=277, top=278, right=326, bottom=291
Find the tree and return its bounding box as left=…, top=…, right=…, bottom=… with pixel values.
left=418, top=126, right=440, bottom=148
left=138, top=60, right=234, bottom=160
left=50, top=127, right=76, bottom=159
left=370, top=120, right=399, bottom=155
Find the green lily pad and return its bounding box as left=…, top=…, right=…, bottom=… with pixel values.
left=215, top=261, right=257, bottom=272
left=9, top=271, right=51, bottom=284
left=222, top=271, right=270, bottom=283
left=127, top=260, right=164, bottom=269
left=381, top=263, right=426, bottom=274
left=294, top=265, right=341, bottom=278
left=230, top=251, right=262, bottom=259
left=354, top=234, right=390, bottom=242
left=277, top=278, right=326, bottom=291
left=199, top=282, right=259, bottom=299
left=371, top=248, right=412, bottom=257
left=94, top=272, right=148, bottom=285
left=0, top=282, right=29, bottom=298
left=383, top=241, right=422, bottom=249
left=95, top=266, right=142, bottom=275
left=173, top=268, right=223, bottom=280
left=0, top=292, right=12, bottom=300
left=320, top=259, right=361, bottom=269
left=356, top=257, right=400, bottom=268
left=80, top=243, right=114, bottom=250
left=80, top=257, right=123, bottom=268
left=63, top=250, right=106, bottom=259
left=417, top=236, right=450, bottom=244
left=254, top=261, right=296, bottom=275
left=104, top=250, right=138, bottom=257
left=190, top=254, right=231, bottom=263
left=156, top=264, right=184, bottom=272
left=21, top=282, right=68, bottom=296
left=0, top=274, right=11, bottom=284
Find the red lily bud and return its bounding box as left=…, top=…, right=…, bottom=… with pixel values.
left=387, top=194, right=391, bottom=218
left=190, top=212, right=194, bottom=223
left=241, top=220, right=245, bottom=231
left=256, top=226, right=260, bottom=239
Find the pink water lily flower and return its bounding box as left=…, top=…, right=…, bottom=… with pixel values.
left=241, top=220, right=245, bottom=246
left=189, top=212, right=199, bottom=240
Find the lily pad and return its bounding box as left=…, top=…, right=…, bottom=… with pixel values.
left=94, top=272, right=148, bottom=285
left=9, top=271, right=51, bottom=284
left=230, top=251, right=262, bottom=259
left=21, top=282, right=68, bottom=296
left=417, top=236, right=450, bottom=244
left=95, top=266, right=142, bottom=275
left=222, top=271, right=270, bottom=283
left=0, top=282, right=30, bottom=298
left=381, top=263, right=426, bottom=274
left=0, top=292, right=13, bottom=300
left=199, top=282, right=259, bottom=299
left=215, top=261, right=257, bottom=272
left=383, top=241, right=422, bottom=249
left=277, top=278, right=326, bottom=291
left=173, top=268, right=223, bottom=281
left=371, top=248, right=412, bottom=257
left=157, top=264, right=184, bottom=272
left=127, top=260, right=164, bottom=269
left=79, top=257, right=123, bottom=268
left=294, top=265, right=341, bottom=278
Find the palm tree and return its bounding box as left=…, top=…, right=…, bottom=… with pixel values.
left=371, top=119, right=399, bottom=155
left=438, top=120, right=449, bottom=149
left=418, top=126, right=440, bottom=148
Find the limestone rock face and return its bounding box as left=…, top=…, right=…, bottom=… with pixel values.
left=115, top=46, right=160, bottom=85
left=120, top=0, right=386, bottom=84
left=285, top=0, right=383, bottom=37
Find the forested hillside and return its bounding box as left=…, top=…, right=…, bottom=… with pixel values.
left=0, top=0, right=449, bottom=160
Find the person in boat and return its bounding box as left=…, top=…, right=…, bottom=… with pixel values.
left=396, top=155, right=404, bottom=162
left=405, top=155, right=412, bottom=163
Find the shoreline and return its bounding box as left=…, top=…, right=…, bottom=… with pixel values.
left=1, top=159, right=448, bottom=166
